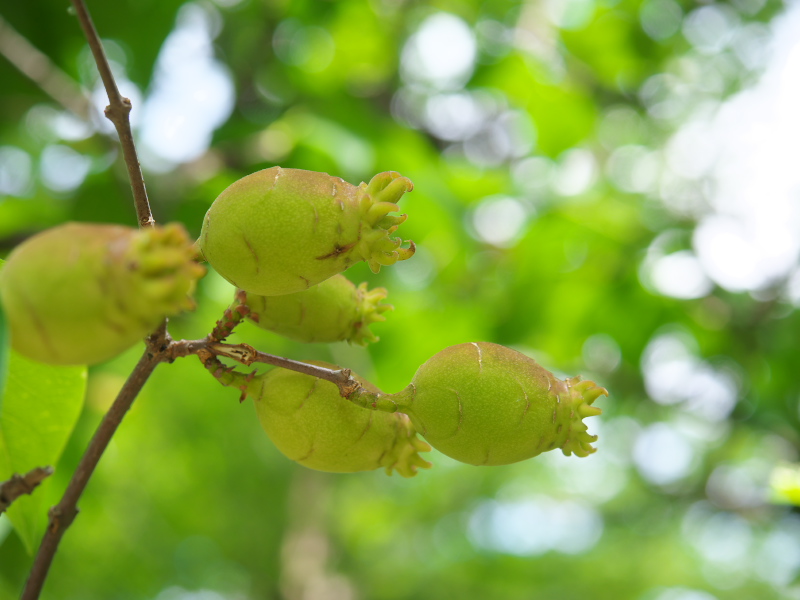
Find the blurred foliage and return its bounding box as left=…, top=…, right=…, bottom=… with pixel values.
left=1, top=0, right=800, bottom=599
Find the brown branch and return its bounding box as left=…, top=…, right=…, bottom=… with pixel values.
left=0, top=467, right=54, bottom=515
left=165, top=335, right=361, bottom=399
left=213, top=343, right=361, bottom=398
left=20, top=324, right=380, bottom=598
left=21, top=3, right=161, bottom=595
left=202, top=342, right=394, bottom=411
left=68, top=0, right=154, bottom=228
left=21, top=332, right=167, bottom=600
left=0, top=15, right=91, bottom=120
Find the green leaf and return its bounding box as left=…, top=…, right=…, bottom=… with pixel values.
left=0, top=350, right=86, bottom=554
left=0, top=259, right=7, bottom=415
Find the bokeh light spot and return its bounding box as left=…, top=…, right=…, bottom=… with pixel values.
left=470, top=195, right=530, bottom=247
left=401, top=13, right=477, bottom=90
left=0, top=146, right=33, bottom=197
left=40, top=145, right=91, bottom=193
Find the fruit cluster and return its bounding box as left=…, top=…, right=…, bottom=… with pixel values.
left=0, top=167, right=606, bottom=478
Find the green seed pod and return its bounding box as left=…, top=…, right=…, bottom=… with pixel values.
left=243, top=274, right=392, bottom=346
left=377, top=342, right=606, bottom=466
left=0, top=222, right=204, bottom=366
left=198, top=167, right=415, bottom=296
left=250, top=364, right=432, bottom=477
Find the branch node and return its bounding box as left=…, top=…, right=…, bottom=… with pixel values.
left=0, top=467, right=55, bottom=515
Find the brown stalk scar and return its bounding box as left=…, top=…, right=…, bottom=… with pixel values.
left=298, top=379, right=319, bottom=410
left=355, top=412, right=374, bottom=442
left=296, top=444, right=316, bottom=461
left=315, top=241, right=356, bottom=260
left=448, top=387, right=464, bottom=433
left=242, top=235, right=260, bottom=274
left=406, top=383, right=417, bottom=407
left=103, top=318, right=127, bottom=335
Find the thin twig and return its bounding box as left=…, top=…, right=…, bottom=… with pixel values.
left=0, top=467, right=54, bottom=515
left=0, top=15, right=91, bottom=119
left=212, top=342, right=361, bottom=397
left=199, top=341, right=395, bottom=411
left=21, top=1, right=161, bottom=597
left=68, top=0, right=153, bottom=228
left=166, top=336, right=362, bottom=399
left=20, top=329, right=380, bottom=598
left=21, top=341, right=165, bottom=600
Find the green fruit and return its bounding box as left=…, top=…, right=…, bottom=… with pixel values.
left=243, top=274, right=392, bottom=345
left=198, top=167, right=414, bottom=296
left=250, top=364, right=431, bottom=477
left=0, top=222, right=204, bottom=366
left=385, top=342, right=606, bottom=466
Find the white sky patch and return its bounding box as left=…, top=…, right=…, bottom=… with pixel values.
left=606, top=144, right=660, bottom=194
left=401, top=13, right=477, bottom=90
left=424, top=92, right=485, bottom=142
left=641, top=329, right=738, bottom=422
left=650, top=589, right=719, bottom=600
left=544, top=0, right=596, bottom=30
left=633, top=422, right=695, bottom=485
left=640, top=0, right=683, bottom=41
left=754, top=517, right=800, bottom=586
left=138, top=3, right=235, bottom=172
left=468, top=496, right=603, bottom=556
left=582, top=333, right=622, bottom=374
left=512, top=156, right=554, bottom=197
left=682, top=5, right=740, bottom=54
left=544, top=446, right=628, bottom=503
left=681, top=505, right=755, bottom=586
left=658, top=3, right=800, bottom=293
left=552, top=148, right=597, bottom=196
left=39, top=144, right=92, bottom=193
left=0, top=146, right=33, bottom=197
left=649, top=250, right=713, bottom=300
left=470, top=195, right=530, bottom=247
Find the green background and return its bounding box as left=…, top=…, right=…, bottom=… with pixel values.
left=1, top=0, right=799, bottom=598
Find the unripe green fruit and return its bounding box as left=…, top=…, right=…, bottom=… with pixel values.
left=250, top=364, right=431, bottom=477
left=385, top=342, right=606, bottom=466
left=0, top=222, right=204, bottom=366
left=198, top=167, right=415, bottom=296
left=243, top=274, right=391, bottom=345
